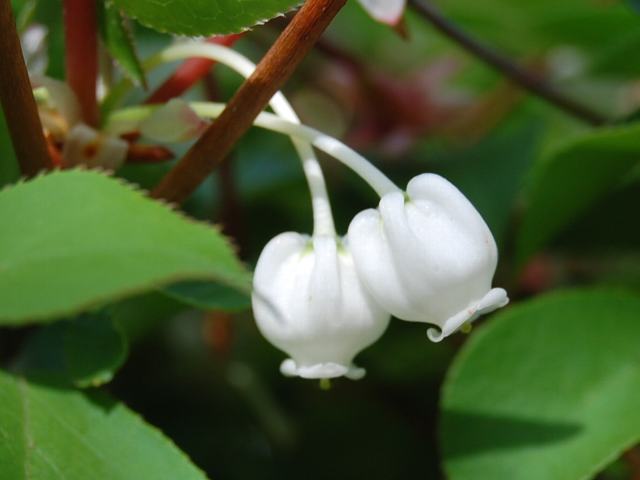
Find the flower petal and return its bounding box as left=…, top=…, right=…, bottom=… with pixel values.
left=357, top=0, right=406, bottom=25
left=427, top=288, right=509, bottom=342
left=62, top=124, right=128, bottom=171
left=348, top=207, right=423, bottom=320
left=140, top=99, right=209, bottom=143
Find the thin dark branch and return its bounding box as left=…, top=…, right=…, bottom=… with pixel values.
left=408, top=0, right=610, bottom=126
left=152, top=0, right=347, bottom=204
left=0, top=0, right=51, bottom=176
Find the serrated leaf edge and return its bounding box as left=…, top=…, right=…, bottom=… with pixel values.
left=0, top=168, right=252, bottom=325
left=112, top=1, right=302, bottom=36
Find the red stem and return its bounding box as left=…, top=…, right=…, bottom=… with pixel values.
left=126, top=144, right=174, bottom=164
left=63, top=0, right=99, bottom=126
left=145, top=34, right=242, bottom=105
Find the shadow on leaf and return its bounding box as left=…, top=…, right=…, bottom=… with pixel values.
left=441, top=410, right=582, bottom=459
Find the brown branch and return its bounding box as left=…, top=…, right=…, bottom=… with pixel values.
left=0, top=0, right=51, bottom=176
left=64, top=0, right=99, bottom=126
left=152, top=0, right=347, bottom=204
left=408, top=0, right=610, bottom=126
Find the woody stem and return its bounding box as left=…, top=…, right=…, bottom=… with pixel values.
left=0, top=0, right=51, bottom=176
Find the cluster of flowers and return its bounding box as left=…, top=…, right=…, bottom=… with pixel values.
left=208, top=45, right=507, bottom=379
left=36, top=40, right=508, bottom=382
left=252, top=173, right=508, bottom=381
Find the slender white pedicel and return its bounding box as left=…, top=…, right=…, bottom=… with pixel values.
left=147, top=42, right=335, bottom=236
left=107, top=102, right=399, bottom=197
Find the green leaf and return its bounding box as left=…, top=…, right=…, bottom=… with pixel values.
left=18, top=312, right=127, bottom=388
left=0, top=169, right=251, bottom=324
left=516, top=123, right=640, bottom=266
left=99, top=1, right=147, bottom=88
left=162, top=280, right=251, bottom=311
left=111, top=0, right=300, bottom=35
left=0, top=370, right=208, bottom=479
left=441, top=289, right=640, bottom=480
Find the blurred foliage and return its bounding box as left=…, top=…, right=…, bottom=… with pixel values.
left=517, top=121, right=640, bottom=267
left=17, top=311, right=127, bottom=388
left=99, top=0, right=147, bottom=87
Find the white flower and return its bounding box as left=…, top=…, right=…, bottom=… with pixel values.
left=357, top=0, right=406, bottom=25
left=32, top=76, right=128, bottom=171
left=140, top=99, right=209, bottom=143
left=62, top=124, right=128, bottom=170
left=32, top=76, right=82, bottom=141
left=348, top=173, right=508, bottom=342
left=252, top=233, right=390, bottom=380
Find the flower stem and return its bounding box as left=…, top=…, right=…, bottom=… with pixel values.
left=147, top=41, right=337, bottom=236
left=107, top=102, right=400, bottom=197
left=0, top=0, right=51, bottom=176
left=145, top=35, right=242, bottom=105
left=151, top=0, right=347, bottom=205
left=63, top=0, right=99, bottom=126
left=193, top=103, right=400, bottom=197
left=408, top=0, right=610, bottom=126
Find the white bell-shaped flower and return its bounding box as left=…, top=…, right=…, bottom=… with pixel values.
left=252, top=232, right=390, bottom=380
left=348, top=173, right=508, bottom=342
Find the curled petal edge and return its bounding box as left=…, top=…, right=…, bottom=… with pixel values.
left=280, top=359, right=366, bottom=380
left=426, top=288, right=509, bottom=343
